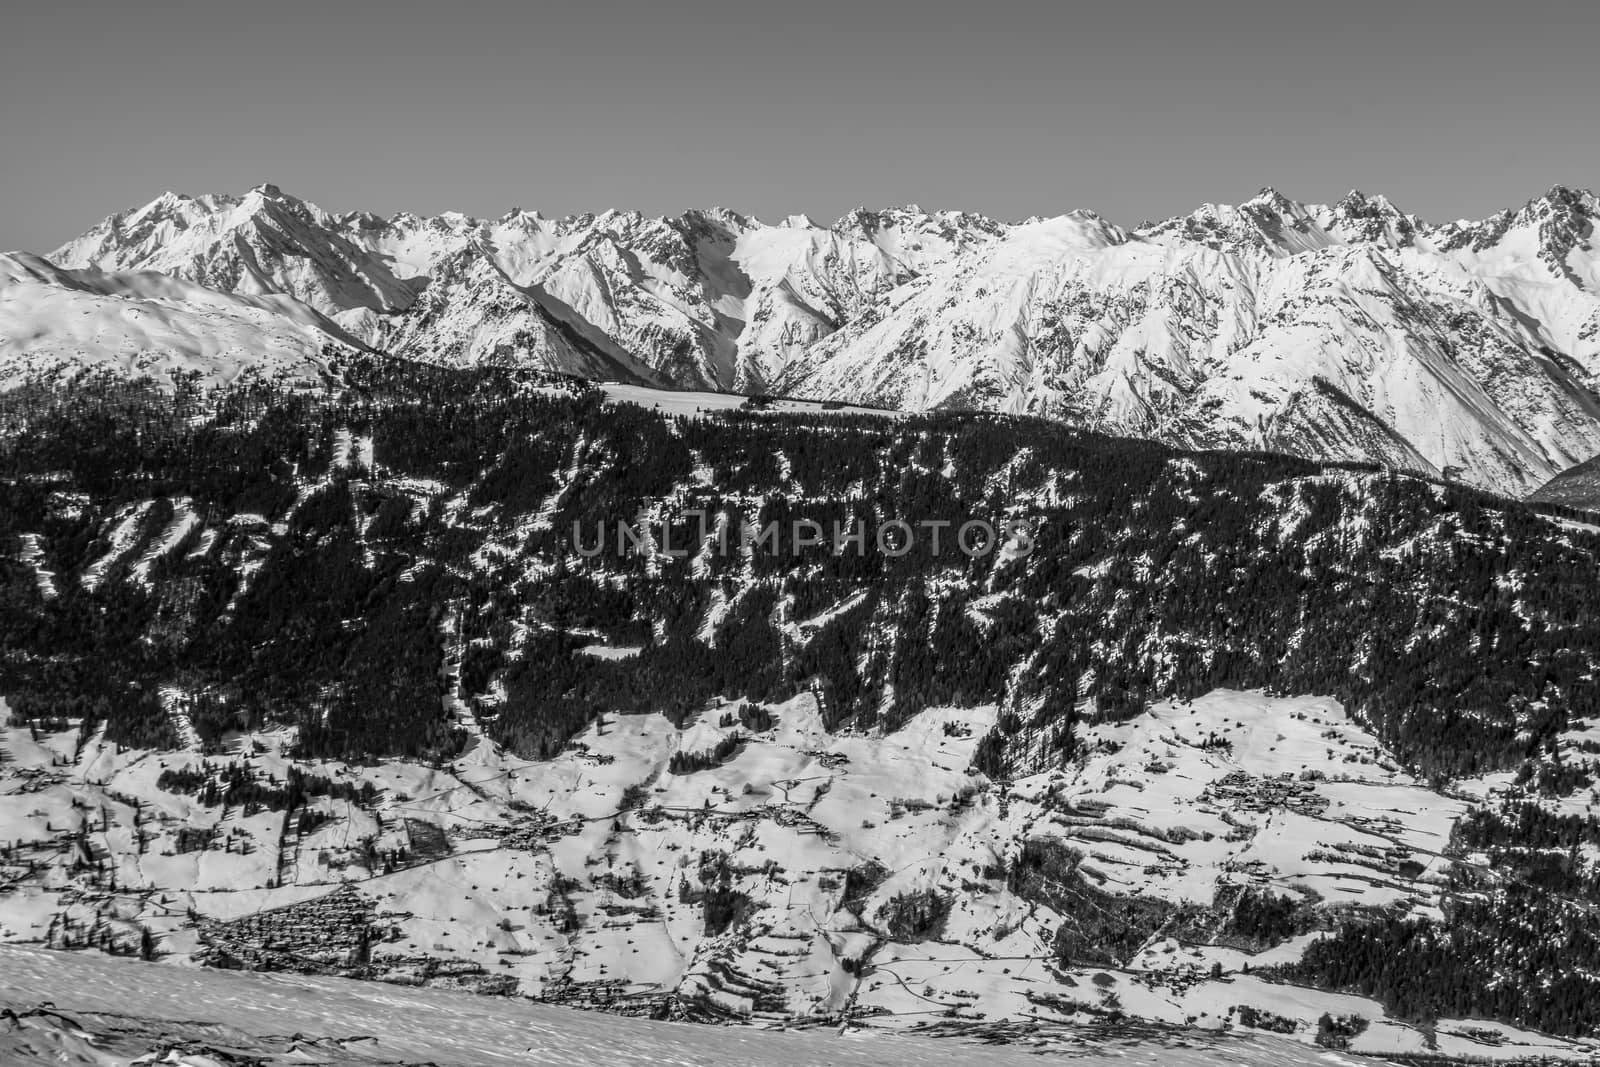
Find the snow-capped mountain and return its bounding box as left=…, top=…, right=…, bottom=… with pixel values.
left=50, top=186, right=979, bottom=394
left=36, top=183, right=1600, bottom=495
left=779, top=187, right=1600, bottom=497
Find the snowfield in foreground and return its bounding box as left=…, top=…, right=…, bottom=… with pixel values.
left=0, top=944, right=1356, bottom=1066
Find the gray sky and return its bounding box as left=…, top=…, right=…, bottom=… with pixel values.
left=3, top=0, right=1596, bottom=252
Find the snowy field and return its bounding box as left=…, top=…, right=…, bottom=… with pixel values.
left=0, top=945, right=1358, bottom=1067
left=601, top=382, right=894, bottom=418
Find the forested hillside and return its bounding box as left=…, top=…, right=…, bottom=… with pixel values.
left=5, top=363, right=1596, bottom=774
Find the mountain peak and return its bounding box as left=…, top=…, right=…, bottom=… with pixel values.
left=1248, top=185, right=1295, bottom=207
left=126, top=189, right=210, bottom=222
left=1335, top=189, right=1389, bottom=209
left=682, top=205, right=749, bottom=231
left=1520, top=184, right=1599, bottom=220
left=1539, top=183, right=1594, bottom=203
left=1321, top=189, right=1418, bottom=245
left=236, top=183, right=310, bottom=214
left=1140, top=189, right=1326, bottom=254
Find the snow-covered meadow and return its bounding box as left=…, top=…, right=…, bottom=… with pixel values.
left=4, top=685, right=1596, bottom=1061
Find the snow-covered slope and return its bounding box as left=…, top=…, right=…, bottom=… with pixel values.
left=0, top=946, right=1349, bottom=1067
left=39, top=183, right=1600, bottom=494
left=0, top=252, right=354, bottom=390
left=52, top=186, right=419, bottom=316
left=1530, top=452, right=1600, bottom=509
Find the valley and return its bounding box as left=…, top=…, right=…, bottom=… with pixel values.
left=5, top=369, right=1600, bottom=1058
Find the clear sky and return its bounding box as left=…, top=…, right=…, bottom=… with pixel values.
left=3, top=0, right=1596, bottom=252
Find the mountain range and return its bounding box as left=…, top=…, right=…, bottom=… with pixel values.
left=6, top=183, right=1600, bottom=497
